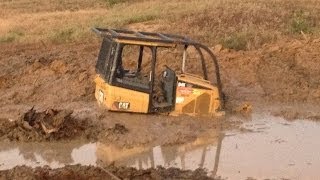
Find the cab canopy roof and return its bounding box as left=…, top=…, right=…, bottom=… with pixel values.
left=92, top=27, right=199, bottom=47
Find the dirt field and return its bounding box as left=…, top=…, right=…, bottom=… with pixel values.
left=1, top=0, right=320, bottom=179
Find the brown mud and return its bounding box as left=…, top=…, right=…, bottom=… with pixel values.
left=0, top=165, right=215, bottom=180
left=0, top=38, right=320, bottom=146
left=0, top=108, right=103, bottom=142
left=0, top=106, right=237, bottom=146
left=2, top=111, right=320, bottom=179
left=218, top=39, right=320, bottom=107
left=270, top=103, right=320, bottom=121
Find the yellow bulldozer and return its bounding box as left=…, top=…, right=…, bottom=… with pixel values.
left=92, top=27, right=224, bottom=117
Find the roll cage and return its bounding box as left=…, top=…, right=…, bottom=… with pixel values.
left=92, top=27, right=224, bottom=108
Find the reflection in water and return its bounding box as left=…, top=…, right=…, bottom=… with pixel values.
left=1, top=112, right=320, bottom=179
left=0, top=134, right=223, bottom=177
left=96, top=133, right=223, bottom=177
left=0, top=141, right=96, bottom=170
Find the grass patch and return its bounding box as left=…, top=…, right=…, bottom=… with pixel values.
left=49, top=27, right=85, bottom=43
left=125, top=14, right=157, bottom=24
left=220, top=32, right=249, bottom=51
left=290, top=10, right=314, bottom=34
left=90, top=11, right=159, bottom=28
left=0, top=30, right=24, bottom=43
left=104, top=0, right=128, bottom=7
left=219, top=30, right=276, bottom=51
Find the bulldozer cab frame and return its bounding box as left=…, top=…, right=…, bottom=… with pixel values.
left=93, top=27, right=224, bottom=116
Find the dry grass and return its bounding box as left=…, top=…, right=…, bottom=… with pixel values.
left=0, top=0, right=319, bottom=49
left=163, top=0, right=320, bottom=49
left=0, top=0, right=107, bottom=16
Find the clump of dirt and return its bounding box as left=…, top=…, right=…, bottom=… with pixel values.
left=98, top=123, right=132, bottom=147
left=107, top=123, right=129, bottom=135
left=0, top=165, right=216, bottom=180
left=0, top=108, right=102, bottom=142
left=23, top=107, right=73, bottom=134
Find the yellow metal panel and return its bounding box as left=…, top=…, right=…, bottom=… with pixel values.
left=94, top=75, right=149, bottom=113
left=94, top=74, right=221, bottom=116
left=171, top=74, right=221, bottom=117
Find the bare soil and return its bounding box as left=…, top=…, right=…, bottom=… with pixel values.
left=0, top=107, right=236, bottom=148
left=0, top=42, right=239, bottom=147
left=1, top=37, right=320, bottom=179
left=0, top=108, right=102, bottom=142
left=1, top=38, right=320, bottom=145
left=0, top=165, right=215, bottom=180
left=217, top=39, right=320, bottom=107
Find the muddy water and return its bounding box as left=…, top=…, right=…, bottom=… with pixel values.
left=0, top=141, right=97, bottom=170
left=1, top=112, right=320, bottom=179
left=219, top=113, right=320, bottom=179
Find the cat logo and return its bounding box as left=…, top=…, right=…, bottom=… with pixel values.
left=113, top=102, right=130, bottom=110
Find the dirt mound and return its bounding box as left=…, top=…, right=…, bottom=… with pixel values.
left=256, top=42, right=320, bottom=103
left=216, top=39, right=320, bottom=107
left=23, top=108, right=73, bottom=134
left=0, top=165, right=216, bottom=180
left=0, top=108, right=101, bottom=142
left=0, top=43, right=96, bottom=113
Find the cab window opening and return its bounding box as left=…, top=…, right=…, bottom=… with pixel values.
left=114, top=44, right=153, bottom=91
left=96, top=38, right=111, bottom=76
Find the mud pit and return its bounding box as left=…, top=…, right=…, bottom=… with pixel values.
left=0, top=39, right=319, bottom=128
left=1, top=38, right=320, bottom=178
left=2, top=111, right=320, bottom=179
left=0, top=107, right=237, bottom=148
left=0, top=43, right=239, bottom=145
